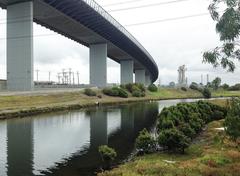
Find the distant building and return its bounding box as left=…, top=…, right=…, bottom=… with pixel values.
left=177, top=65, right=187, bottom=87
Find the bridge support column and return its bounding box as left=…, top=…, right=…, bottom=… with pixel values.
left=90, top=43, right=107, bottom=87
left=120, top=60, right=133, bottom=84
left=7, top=1, right=33, bottom=91
left=135, top=69, right=145, bottom=85
left=145, top=74, right=151, bottom=86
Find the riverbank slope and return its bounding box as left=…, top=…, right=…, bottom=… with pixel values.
left=0, top=88, right=239, bottom=119
left=98, top=119, right=240, bottom=176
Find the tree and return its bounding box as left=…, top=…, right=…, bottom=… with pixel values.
left=203, top=0, right=240, bottom=72
left=202, top=88, right=212, bottom=99
left=222, top=83, right=230, bottom=90
left=224, top=98, right=240, bottom=141
left=212, top=77, right=222, bottom=90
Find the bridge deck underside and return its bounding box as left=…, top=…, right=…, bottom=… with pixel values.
left=0, top=0, right=159, bottom=81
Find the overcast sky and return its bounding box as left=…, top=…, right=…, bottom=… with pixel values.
left=0, top=0, right=239, bottom=85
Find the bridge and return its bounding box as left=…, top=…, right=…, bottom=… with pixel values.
left=0, top=0, right=159, bottom=91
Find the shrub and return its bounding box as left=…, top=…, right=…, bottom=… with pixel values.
left=224, top=98, right=240, bottom=141
left=148, top=84, right=158, bottom=92
left=117, top=88, right=128, bottom=98
left=181, top=87, right=187, bottom=91
left=98, top=145, right=117, bottom=167
left=190, top=82, right=200, bottom=91
left=156, top=101, right=227, bottom=153
left=84, top=88, right=96, bottom=96
left=132, top=90, right=145, bottom=97
left=102, top=87, right=128, bottom=98
left=211, top=110, right=225, bottom=120
left=158, top=128, right=190, bottom=153
left=135, top=128, right=156, bottom=154
left=202, top=88, right=211, bottom=99
left=136, top=83, right=146, bottom=92
left=178, top=122, right=196, bottom=139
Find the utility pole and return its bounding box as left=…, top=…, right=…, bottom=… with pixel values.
left=36, top=69, right=39, bottom=84
left=69, top=68, right=72, bottom=85
left=77, top=71, right=80, bottom=85
left=62, top=69, right=65, bottom=84
left=73, top=72, right=75, bottom=85
left=57, top=73, right=61, bottom=84
left=201, top=74, right=203, bottom=85
left=49, top=71, right=51, bottom=82
left=207, top=74, right=209, bottom=84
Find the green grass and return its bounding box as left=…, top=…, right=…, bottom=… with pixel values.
left=98, top=119, right=240, bottom=176
left=212, top=89, right=240, bottom=97
left=0, top=88, right=240, bottom=118
left=148, top=88, right=202, bottom=99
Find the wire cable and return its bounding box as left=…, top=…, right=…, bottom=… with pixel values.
left=103, top=0, right=147, bottom=7
left=125, top=12, right=209, bottom=26
left=0, top=12, right=211, bottom=40
left=107, top=0, right=191, bottom=12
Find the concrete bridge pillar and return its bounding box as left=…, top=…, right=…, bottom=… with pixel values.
left=120, top=60, right=133, bottom=85
left=90, top=43, right=107, bottom=87
left=135, top=69, right=145, bottom=85
left=145, top=74, right=151, bottom=86
left=7, top=1, right=34, bottom=91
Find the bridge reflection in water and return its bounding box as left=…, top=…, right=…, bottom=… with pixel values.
left=1, top=101, right=161, bottom=176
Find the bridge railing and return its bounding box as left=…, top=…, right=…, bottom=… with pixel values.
left=82, top=0, right=154, bottom=62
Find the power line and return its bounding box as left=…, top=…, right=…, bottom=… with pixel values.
left=0, top=12, right=210, bottom=40
left=125, top=12, right=209, bottom=26
left=107, top=0, right=191, bottom=12
left=103, top=0, right=147, bottom=7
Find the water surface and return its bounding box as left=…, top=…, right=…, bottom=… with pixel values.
left=0, top=99, right=194, bottom=176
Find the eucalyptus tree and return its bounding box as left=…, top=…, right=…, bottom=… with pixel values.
left=203, top=0, right=240, bottom=72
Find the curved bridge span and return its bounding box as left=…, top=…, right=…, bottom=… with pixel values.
left=0, top=0, right=159, bottom=91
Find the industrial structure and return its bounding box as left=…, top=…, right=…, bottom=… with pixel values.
left=177, top=65, right=187, bottom=86
left=0, top=0, right=159, bottom=91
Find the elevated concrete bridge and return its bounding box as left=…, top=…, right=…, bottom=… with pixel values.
left=0, top=0, right=159, bottom=91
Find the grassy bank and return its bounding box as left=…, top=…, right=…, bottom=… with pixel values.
left=0, top=88, right=239, bottom=119
left=98, top=119, right=240, bottom=176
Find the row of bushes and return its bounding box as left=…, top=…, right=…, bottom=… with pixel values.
left=228, top=83, right=240, bottom=91
left=121, top=83, right=146, bottom=97
left=84, top=83, right=159, bottom=98
left=135, top=101, right=227, bottom=153
left=103, top=87, right=128, bottom=98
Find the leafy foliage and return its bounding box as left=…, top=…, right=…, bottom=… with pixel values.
left=181, top=87, right=187, bottom=91
left=228, top=83, right=240, bottom=91
left=148, top=84, right=158, bottom=92
left=202, top=88, right=212, bottom=99
left=98, top=145, right=117, bottom=168
left=212, top=77, right=222, bottom=90
left=203, top=0, right=240, bottom=71
left=224, top=98, right=240, bottom=141
left=157, top=101, right=227, bottom=153
left=121, top=83, right=146, bottom=97
left=84, top=88, right=97, bottom=97
left=135, top=128, right=156, bottom=154
left=103, top=87, right=128, bottom=98
left=189, top=82, right=202, bottom=91
left=158, top=128, right=191, bottom=153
